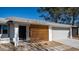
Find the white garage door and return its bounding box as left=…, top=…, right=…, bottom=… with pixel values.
left=52, top=29, right=69, bottom=40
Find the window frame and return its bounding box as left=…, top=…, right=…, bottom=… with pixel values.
left=2, top=25, right=8, bottom=34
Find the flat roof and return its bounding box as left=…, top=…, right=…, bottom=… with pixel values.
left=0, top=17, right=77, bottom=28
left=0, top=18, right=8, bottom=24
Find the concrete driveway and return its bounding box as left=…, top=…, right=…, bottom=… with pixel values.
left=53, top=38, right=79, bottom=49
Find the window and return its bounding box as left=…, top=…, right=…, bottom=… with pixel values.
left=72, top=27, right=78, bottom=37
left=0, top=25, right=1, bottom=34
left=3, top=25, right=8, bottom=34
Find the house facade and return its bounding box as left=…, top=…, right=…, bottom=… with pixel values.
left=0, top=17, right=79, bottom=46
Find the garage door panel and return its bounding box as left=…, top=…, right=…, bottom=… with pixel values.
left=52, top=29, right=69, bottom=40
left=30, top=25, right=48, bottom=42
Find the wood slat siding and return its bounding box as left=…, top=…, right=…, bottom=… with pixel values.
left=29, top=24, right=48, bottom=43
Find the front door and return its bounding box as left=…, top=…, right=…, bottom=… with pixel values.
left=19, top=26, right=26, bottom=40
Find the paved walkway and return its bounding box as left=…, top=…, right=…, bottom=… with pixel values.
left=53, top=38, right=79, bottom=49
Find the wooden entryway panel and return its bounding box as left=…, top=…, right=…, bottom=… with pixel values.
left=29, top=24, right=48, bottom=42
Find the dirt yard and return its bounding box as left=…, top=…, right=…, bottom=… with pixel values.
left=0, top=41, right=79, bottom=51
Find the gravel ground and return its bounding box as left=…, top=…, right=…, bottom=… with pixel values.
left=0, top=43, right=15, bottom=51
left=16, top=41, right=79, bottom=51
left=0, top=41, right=79, bottom=51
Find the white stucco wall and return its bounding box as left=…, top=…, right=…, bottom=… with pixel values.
left=13, top=24, right=19, bottom=46
left=0, top=34, right=10, bottom=43
left=49, top=26, right=53, bottom=41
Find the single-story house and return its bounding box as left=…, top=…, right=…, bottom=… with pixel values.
left=0, top=17, right=79, bottom=46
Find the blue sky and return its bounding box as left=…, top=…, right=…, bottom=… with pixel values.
left=0, top=7, right=79, bottom=24
left=0, top=7, right=41, bottom=19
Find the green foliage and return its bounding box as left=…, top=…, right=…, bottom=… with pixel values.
left=38, top=7, right=79, bottom=25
